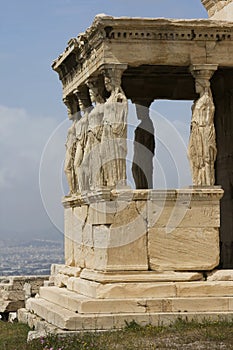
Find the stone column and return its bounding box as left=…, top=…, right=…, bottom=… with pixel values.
left=131, top=98, right=155, bottom=189
left=100, top=64, right=128, bottom=188
left=188, top=64, right=218, bottom=186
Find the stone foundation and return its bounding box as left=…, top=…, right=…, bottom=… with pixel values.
left=18, top=187, right=230, bottom=333
left=63, top=188, right=222, bottom=272
left=19, top=267, right=233, bottom=333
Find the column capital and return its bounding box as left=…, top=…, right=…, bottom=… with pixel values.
left=190, top=64, right=218, bottom=80
left=73, top=85, right=92, bottom=111
left=99, top=63, right=128, bottom=73
left=99, top=63, right=128, bottom=84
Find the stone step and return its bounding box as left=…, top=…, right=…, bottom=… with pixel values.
left=26, top=298, right=87, bottom=330
left=25, top=297, right=233, bottom=331
left=67, top=278, right=177, bottom=298
left=67, top=277, right=233, bottom=299
left=39, top=286, right=146, bottom=314
left=39, top=286, right=233, bottom=314
left=79, top=269, right=204, bottom=283
left=26, top=297, right=154, bottom=330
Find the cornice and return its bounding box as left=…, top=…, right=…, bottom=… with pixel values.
left=52, top=16, right=233, bottom=89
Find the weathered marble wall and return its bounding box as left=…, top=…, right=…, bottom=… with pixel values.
left=63, top=188, right=223, bottom=273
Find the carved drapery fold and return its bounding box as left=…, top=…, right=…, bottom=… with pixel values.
left=73, top=87, right=92, bottom=193
left=85, top=76, right=106, bottom=189
left=100, top=64, right=128, bottom=188
left=64, top=64, right=129, bottom=194
left=188, top=64, right=218, bottom=186
left=63, top=92, right=80, bottom=195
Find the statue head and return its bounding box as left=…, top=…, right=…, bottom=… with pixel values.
left=195, top=78, right=210, bottom=95
left=74, top=86, right=92, bottom=114
left=78, top=98, right=91, bottom=111
left=87, top=77, right=105, bottom=104
left=63, top=95, right=80, bottom=121
left=104, top=76, right=113, bottom=93
left=104, top=69, right=122, bottom=93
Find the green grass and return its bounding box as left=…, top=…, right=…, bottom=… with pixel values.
left=0, top=321, right=31, bottom=350
left=1, top=318, right=233, bottom=349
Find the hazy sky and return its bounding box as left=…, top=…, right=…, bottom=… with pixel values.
left=0, top=0, right=208, bottom=241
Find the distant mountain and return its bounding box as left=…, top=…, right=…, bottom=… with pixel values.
left=15, top=239, right=64, bottom=248
left=0, top=227, right=64, bottom=245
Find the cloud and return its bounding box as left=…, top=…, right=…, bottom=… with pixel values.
left=0, top=106, right=56, bottom=186
left=0, top=105, right=64, bottom=238
left=0, top=168, right=11, bottom=190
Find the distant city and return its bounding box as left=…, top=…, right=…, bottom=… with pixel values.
left=0, top=239, right=64, bottom=276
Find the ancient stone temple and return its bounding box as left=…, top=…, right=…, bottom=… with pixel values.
left=19, top=1, right=233, bottom=334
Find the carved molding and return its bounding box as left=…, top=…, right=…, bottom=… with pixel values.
left=52, top=17, right=233, bottom=95
left=62, top=187, right=224, bottom=207
left=105, top=28, right=232, bottom=42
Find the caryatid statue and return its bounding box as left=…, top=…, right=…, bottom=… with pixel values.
left=188, top=65, right=218, bottom=186
left=73, top=87, right=92, bottom=193
left=64, top=93, right=80, bottom=195
left=85, top=76, right=106, bottom=190
left=101, top=64, right=128, bottom=188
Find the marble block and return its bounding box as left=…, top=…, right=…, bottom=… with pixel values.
left=63, top=188, right=222, bottom=272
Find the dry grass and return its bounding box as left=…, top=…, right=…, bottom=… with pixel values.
left=1, top=318, right=233, bottom=349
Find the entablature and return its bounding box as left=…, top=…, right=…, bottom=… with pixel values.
left=52, top=15, right=233, bottom=99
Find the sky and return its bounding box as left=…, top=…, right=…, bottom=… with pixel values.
left=0, top=0, right=208, bottom=242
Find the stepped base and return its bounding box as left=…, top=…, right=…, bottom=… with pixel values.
left=18, top=271, right=233, bottom=332
left=22, top=186, right=224, bottom=332
left=34, top=285, right=233, bottom=315
left=19, top=301, right=233, bottom=334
